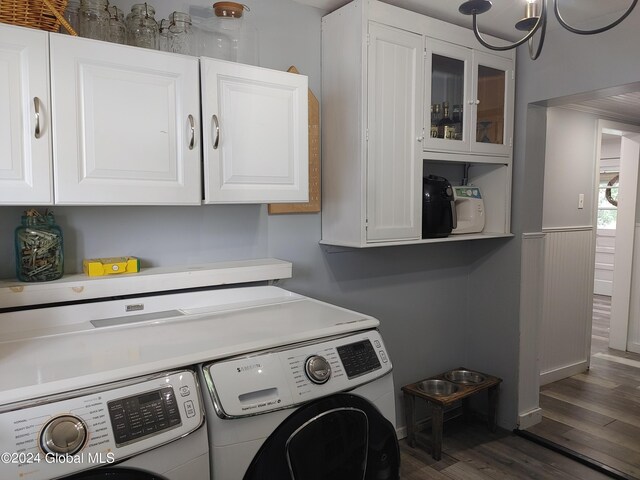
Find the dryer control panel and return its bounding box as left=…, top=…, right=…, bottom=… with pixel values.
left=0, top=370, right=203, bottom=480
left=205, top=329, right=392, bottom=418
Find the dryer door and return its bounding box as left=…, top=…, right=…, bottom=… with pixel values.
left=243, top=393, right=399, bottom=480
left=65, top=468, right=163, bottom=479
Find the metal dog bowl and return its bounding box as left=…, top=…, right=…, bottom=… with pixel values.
left=444, top=369, right=486, bottom=385
left=416, top=379, right=459, bottom=396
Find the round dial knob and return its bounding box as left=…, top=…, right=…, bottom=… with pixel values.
left=305, top=355, right=332, bottom=384
left=40, top=415, right=87, bottom=455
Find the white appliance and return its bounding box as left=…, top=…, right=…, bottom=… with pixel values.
left=451, top=186, right=485, bottom=234
left=200, top=319, right=398, bottom=479
left=0, top=282, right=397, bottom=480
left=0, top=370, right=208, bottom=480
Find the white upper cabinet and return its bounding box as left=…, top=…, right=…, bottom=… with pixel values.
left=50, top=34, right=201, bottom=205
left=201, top=58, right=308, bottom=204
left=424, top=39, right=514, bottom=159
left=321, top=0, right=515, bottom=248
left=0, top=24, right=53, bottom=205
left=366, top=22, right=423, bottom=242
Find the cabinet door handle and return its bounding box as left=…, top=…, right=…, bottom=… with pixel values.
left=34, top=97, right=42, bottom=139
left=188, top=114, right=195, bottom=150
left=212, top=114, right=220, bottom=150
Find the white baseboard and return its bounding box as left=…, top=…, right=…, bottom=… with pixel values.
left=517, top=407, right=542, bottom=429
left=540, top=361, right=588, bottom=386
left=396, top=426, right=407, bottom=440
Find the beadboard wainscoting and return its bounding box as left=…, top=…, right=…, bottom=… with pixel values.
left=540, top=227, right=595, bottom=385
left=518, top=232, right=545, bottom=428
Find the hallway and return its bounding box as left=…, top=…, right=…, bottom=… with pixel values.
left=526, top=295, right=640, bottom=479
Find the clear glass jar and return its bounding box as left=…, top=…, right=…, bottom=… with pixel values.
left=107, top=5, right=126, bottom=44
left=78, top=0, right=109, bottom=41
left=169, top=12, right=193, bottom=55
left=15, top=212, right=64, bottom=282
left=60, top=0, right=80, bottom=35
left=158, top=18, right=171, bottom=52
left=126, top=3, right=159, bottom=50
left=195, top=2, right=258, bottom=64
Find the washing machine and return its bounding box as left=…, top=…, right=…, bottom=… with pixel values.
left=0, top=369, right=209, bottom=480
left=200, top=328, right=399, bottom=480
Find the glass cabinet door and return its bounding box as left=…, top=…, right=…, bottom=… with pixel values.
left=424, top=38, right=471, bottom=153
left=471, top=51, right=513, bottom=156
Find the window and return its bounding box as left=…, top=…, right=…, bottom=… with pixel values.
left=597, top=171, right=618, bottom=229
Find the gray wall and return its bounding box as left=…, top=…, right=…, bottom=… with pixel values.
left=0, top=0, right=519, bottom=432
left=5, top=1, right=639, bottom=431
left=542, top=108, right=598, bottom=229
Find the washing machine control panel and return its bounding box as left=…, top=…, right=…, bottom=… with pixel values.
left=0, top=370, right=203, bottom=480
left=206, top=329, right=392, bottom=418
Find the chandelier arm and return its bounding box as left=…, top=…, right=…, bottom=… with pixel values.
left=527, top=13, right=546, bottom=60
left=471, top=11, right=544, bottom=52
left=554, top=0, right=638, bottom=35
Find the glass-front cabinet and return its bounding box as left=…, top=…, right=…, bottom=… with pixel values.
left=424, top=39, right=513, bottom=158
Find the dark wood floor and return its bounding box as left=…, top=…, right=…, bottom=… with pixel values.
left=399, top=418, right=610, bottom=479
left=399, top=295, right=640, bottom=479
left=525, top=295, right=640, bottom=479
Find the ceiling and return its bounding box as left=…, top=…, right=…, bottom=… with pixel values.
left=293, top=0, right=638, bottom=39
left=296, top=0, right=640, bottom=124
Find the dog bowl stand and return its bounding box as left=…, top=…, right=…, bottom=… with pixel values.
left=401, top=369, right=502, bottom=460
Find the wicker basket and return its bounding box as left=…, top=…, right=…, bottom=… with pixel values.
left=0, top=0, right=69, bottom=33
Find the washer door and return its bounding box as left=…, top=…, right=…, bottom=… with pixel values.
left=243, top=393, right=399, bottom=480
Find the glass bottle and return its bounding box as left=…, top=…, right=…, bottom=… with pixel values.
left=127, top=3, right=159, bottom=50
left=169, top=12, right=194, bottom=55
left=78, top=0, right=109, bottom=41
left=437, top=102, right=455, bottom=139
left=107, top=5, right=126, bottom=44
left=430, top=104, right=441, bottom=138
left=60, top=0, right=80, bottom=35
left=452, top=104, right=463, bottom=140
left=15, top=212, right=64, bottom=282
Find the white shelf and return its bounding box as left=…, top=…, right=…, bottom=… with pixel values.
left=0, top=258, right=292, bottom=309
left=320, top=232, right=513, bottom=249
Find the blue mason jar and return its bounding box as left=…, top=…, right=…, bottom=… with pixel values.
left=15, top=212, right=64, bottom=282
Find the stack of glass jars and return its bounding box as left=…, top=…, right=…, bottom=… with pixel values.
left=58, top=0, right=242, bottom=60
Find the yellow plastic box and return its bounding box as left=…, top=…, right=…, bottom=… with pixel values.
left=83, top=257, right=140, bottom=277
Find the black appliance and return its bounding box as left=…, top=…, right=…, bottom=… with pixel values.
left=422, top=175, right=456, bottom=238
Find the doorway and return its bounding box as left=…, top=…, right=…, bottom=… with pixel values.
left=523, top=114, right=640, bottom=480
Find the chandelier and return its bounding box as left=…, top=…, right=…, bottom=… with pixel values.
left=458, top=0, right=638, bottom=60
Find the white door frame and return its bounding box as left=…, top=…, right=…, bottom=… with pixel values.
left=595, top=121, right=640, bottom=351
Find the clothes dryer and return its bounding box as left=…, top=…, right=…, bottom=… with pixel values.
left=200, top=329, right=399, bottom=480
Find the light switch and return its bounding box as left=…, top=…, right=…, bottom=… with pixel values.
left=578, top=193, right=584, bottom=209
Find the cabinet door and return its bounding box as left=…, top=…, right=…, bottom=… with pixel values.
left=0, top=25, right=52, bottom=204
left=50, top=35, right=201, bottom=205
left=423, top=38, right=472, bottom=154
left=470, top=51, right=514, bottom=156
left=201, top=58, right=308, bottom=203
left=366, top=23, right=423, bottom=242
